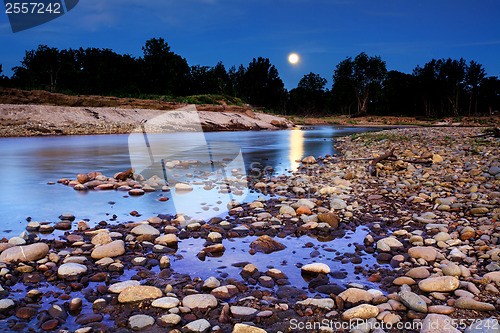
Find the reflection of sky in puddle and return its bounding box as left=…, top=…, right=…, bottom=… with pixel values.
left=171, top=227, right=390, bottom=293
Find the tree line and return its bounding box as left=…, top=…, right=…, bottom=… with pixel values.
left=1, top=38, right=499, bottom=117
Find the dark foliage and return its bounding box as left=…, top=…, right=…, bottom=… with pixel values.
left=2, top=41, right=499, bottom=116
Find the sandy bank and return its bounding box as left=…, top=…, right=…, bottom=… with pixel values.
left=0, top=104, right=292, bottom=137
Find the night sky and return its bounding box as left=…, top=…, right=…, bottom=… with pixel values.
left=1, top=0, right=499, bottom=89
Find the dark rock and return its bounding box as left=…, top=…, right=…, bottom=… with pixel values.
left=276, top=286, right=303, bottom=299
left=315, top=284, right=345, bottom=295
left=41, top=319, right=59, bottom=331
left=317, top=213, right=340, bottom=228
left=250, top=235, right=286, bottom=254
left=59, top=214, right=75, bottom=221
left=330, top=271, right=348, bottom=279
left=15, top=307, right=38, bottom=319
left=75, top=313, right=104, bottom=325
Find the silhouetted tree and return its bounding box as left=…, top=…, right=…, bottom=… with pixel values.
left=142, top=38, right=190, bottom=95
left=332, top=52, right=387, bottom=116
left=237, top=57, right=285, bottom=110
left=382, top=71, right=417, bottom=116
left=465, top=60, right=486, bottom=115
left=288, top=72, right=328, bottom=115
left=479, top=76, right=500, bottom=115
left=13, top=45, right=61, bottom=91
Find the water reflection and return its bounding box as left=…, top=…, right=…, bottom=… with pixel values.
left=289, top=127, right=304, bottom=171
left=0, top=126, right=385, bottom=233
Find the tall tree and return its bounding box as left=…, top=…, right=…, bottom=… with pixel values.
left=465, top=60, right=486, bottom=115
left=289, top=72, right=328, bottom=115
left=437, top=58, right=467, bottom=116
left=332, top=52, right=387, bottom=116
left=13, top=45, right=61, bottom=91
left=237, top=57, right=285, bottom=110
left=142, top=38, right=190, bottom=96
left=382, top=70, right=416, bottom=116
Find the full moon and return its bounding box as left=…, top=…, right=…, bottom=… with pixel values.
left=288, top=53, right=299, bottom=64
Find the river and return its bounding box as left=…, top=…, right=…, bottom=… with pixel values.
left=0, top=126, right=380, bottom=235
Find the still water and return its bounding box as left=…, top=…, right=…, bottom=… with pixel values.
left=0, top=126, right=390, bottom=330
left=0, top=126, right=380, bottom=235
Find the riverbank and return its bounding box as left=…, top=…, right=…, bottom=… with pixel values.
left=291, top=114, right=500, bottom=128
left=0, top=127, right=498, bottom=332
left=0, top=104, right=292, bottom=137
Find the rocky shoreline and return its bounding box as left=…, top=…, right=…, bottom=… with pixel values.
left=0, top=127, right=499, bottom=333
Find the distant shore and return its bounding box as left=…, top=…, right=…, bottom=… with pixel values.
left=1, top=87, right=498, bottom=137
left=0, top=104, right=292, bottom=137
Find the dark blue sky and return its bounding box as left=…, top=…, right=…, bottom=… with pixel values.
left=1, top=0, right=499, bottom=89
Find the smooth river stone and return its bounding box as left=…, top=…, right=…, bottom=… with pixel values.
left=232, top=324, right=268, bottom=333
left=421, top=314, right=460, bottom=333
left=230, top=306, right=259, bottom=319
left=151, top=297, right=180, bottom=309
left=182, top=294, right=217, bottom=311
left=108, top=280, right=140, bottom=293
left=131, top=224, right=160, bottom=236
left=484, top=271, right=500, bottom=282
left=183, top=319, right=211, bottom=333
left=454, top=297, right=496, bottom=311
left=301, top=263, right=330, bottom=274
left=406, top=267, right=431, bottom=279
left=418, top=276, right=460, bottom=292
left=338, top=288, right=373, bottom=303
left=341, top=304, right=379, bottom=321
left=128, top=314, right=155, bottom=331
left=296, top=298, right=335, bottom=310
left=154, top=234, right=178, bottom=246
left=58, top=263, right=87, bottom=278
left=118, top=286, right=162, bottom=303
left=408, top=246, right=439, bottom=261
left=0, top=243, right=49, bottom=263
left=428, top=305, right=455, bottom=314
left=91, top=240, right=125, bottom=259
left=398, top=290, right=427, bottom=313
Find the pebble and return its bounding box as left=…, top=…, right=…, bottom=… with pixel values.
left=398, top=289, right=427, bottom=313
left=128, top=314, right=155, bottom=330
left=338, top=288, right=373, bottom=303
left=421, top=314, right=460, bottom=333
left=58, top=263, right=87, bottom=279
left=157, top=314, right=181, bottom=327
left=418, top=276, right=460, bottom=292
left=151, top=297, right=180, bottom=309
left=108, top=280, right=141, bottom=293
left=232, top=323, right=268, bottom=333
left=131, top=224, right=160, bottom=236
left=341, top=304, right=379, bottom=320
left=183, top=319, right=211, bottom=333
left=182, top=294, right=217, bottom=310
left=230, top=306, right=258, bottom=318
left=91, top=240, right=125, bottom=259
left=301, top=263, right=330, bottom=274
left=0, top=243, right=49, bottom=263
left=118, top=286, right=162, bottom=303
left=454, top=297, right=496, bottom=311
